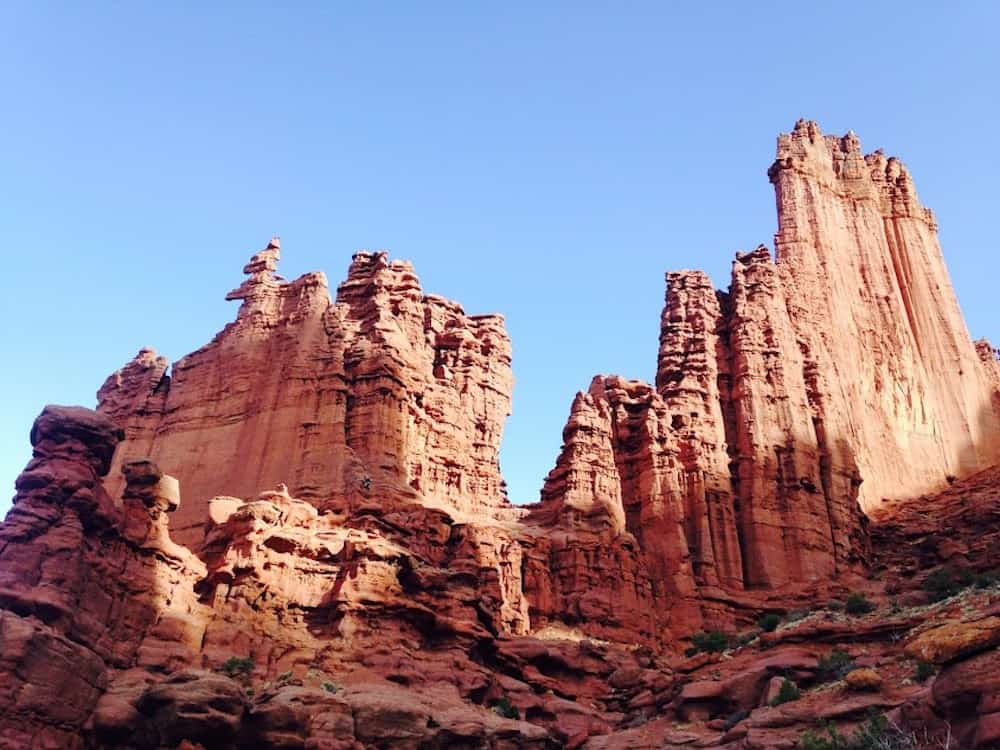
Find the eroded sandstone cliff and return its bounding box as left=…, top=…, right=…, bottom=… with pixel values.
left=769, top=121, right=999, bottom=508
left=98, top=242, right=514, bottom=547
left=536, top=120, right=999, bottom=602
left=2, top=121, right=999, bottom=749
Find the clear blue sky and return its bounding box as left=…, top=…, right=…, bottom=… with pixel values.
left=2, top=2, right=998, bottom=517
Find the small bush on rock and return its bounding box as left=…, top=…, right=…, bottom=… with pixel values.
left=799, top=713, right=918, bottom=750
left=923, top=566, right=959, bottom=601
left=914, top=661, right=935, bottom=682
left=923, top=564, right=999, bottom=602
left=759, top=613, right=782, bottom=632
left=691, top=629, right=730, bottom=653
left=816, top=649, right=854, bottom=682
left=973, top=569, right=1000, bottom=589
left=770, top=678, right=801, bottom=707
left=491, top=696, right=520, bottom=720
left=845, top=593, right=876, bottom=616
left=220, top=656, right=255, bottom=678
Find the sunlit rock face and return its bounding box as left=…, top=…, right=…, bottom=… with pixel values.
left=97, top=239, right=515, bottom=547
left=2, top=122, right=999, bottom=749
left=768, top=120, right=1000, bottom=510
left=534, top=119, right=1000, bottom=607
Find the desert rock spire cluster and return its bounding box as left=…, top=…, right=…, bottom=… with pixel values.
left=3, top=121, right=1000, bottom=749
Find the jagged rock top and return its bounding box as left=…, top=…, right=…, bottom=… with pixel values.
left=769, top=118, right=934, bottom=225
left=96, top=240, right=515, bottom=545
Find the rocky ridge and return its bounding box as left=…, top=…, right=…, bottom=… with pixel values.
left=98, top=243, right=515, bottom=547
left=1, top=121, right=999, bottom=749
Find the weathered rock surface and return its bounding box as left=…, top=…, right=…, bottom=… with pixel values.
left=536, top=119, right=999, bottom=602
left=0, top=406, right=205, bottom=749
left=904, top=616, right=1000, bottom=665
left=2, top=122, right=999, bottom=748
left=768, top=121, right=1000, bottom=509
left=99, top=239, right=514, bottom=547
left=0, top=407, right=570, bottom=748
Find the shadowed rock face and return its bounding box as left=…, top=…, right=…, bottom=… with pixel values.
left=769, top=121, right=1000, bottom=509
left=2, top=122, right=1000, bottom=749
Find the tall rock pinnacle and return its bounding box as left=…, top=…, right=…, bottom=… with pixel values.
left=537, top=120, right=999, bottom=594
left=767, top=119, right=999, bottom=510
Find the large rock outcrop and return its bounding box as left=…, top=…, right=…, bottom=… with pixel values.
left=98, top=240, right=514, bottom=547
left=535, top=120, right=1000, bottom=600
left=0, top=406, right=207, bottom=748
left=767, top=120, right=999, bottom=508
left=3, top=121, right=1000, bottom=749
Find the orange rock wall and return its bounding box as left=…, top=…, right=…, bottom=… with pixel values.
left=536, top=120, right=998, bottom=597
left=769, top=120, right=1000, bottom=510
left=3, top=120, right=1000, bottom=749
left=99, top=243, right=513, bottom=546
left=92, top=121, right=999, bottom=640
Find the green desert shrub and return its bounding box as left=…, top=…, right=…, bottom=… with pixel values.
left=770, top=678, right=801, bottom=707
left=690, top=629, right=730, bottom=653
left=914, top=660, right=935, bottom=682
left=490, top=696, right=520, bottom=720
left=798, top=714, right=915, bottom=750
left=973, top=569, right=1000, bottom=589
left=923, top=564, right=999, bottom=602
left=845, top=592, right=876, bottom=616
left=220, top=656, right=255, bottom=678
left=816, top=649, right=855, bottom=682
left=922, top=564, right=977, bottom=601
left=758, top=613, right=782, bottom=632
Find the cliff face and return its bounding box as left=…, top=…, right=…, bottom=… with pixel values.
left=536, top=120, right=999, bottom=599
left=98, top=242, right=513, bottom=546
left=3, top=121, right=1000, bottom=749
left=0, top=407, right=208, bottom=749
left=0, top=407, right=566, bottom=749
left=769, top=120, right=1000, bottom=509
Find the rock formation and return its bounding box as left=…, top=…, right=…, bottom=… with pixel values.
left=98, top=240, right=514, bottom=547
left=0, top=407, right=207, bottom=749
left=768, top=121, right=999, bottom=507
left=2, top=121, right=1000, bottom=748
left=536, top=119, right=1000, bottom=596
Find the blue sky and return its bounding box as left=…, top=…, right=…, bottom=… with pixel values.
left=2, top=2, right=998, bottom=516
